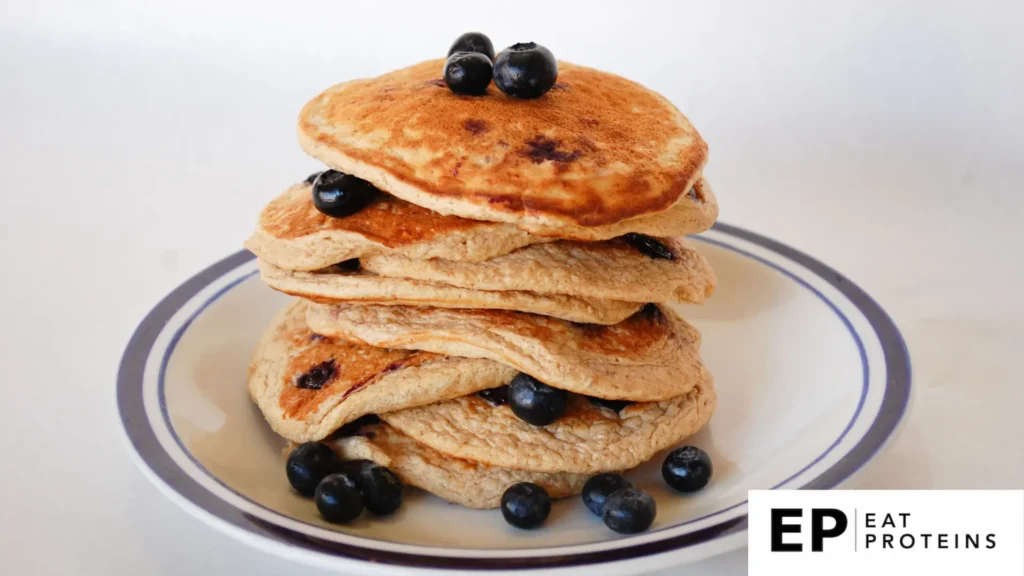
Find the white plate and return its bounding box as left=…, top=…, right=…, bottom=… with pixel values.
left=117, top=223, right=910, bottom=575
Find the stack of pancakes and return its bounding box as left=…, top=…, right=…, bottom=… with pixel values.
left=247, top=59, right=720, bottom=509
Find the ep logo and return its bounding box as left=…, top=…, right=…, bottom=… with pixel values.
left=770, top=508, right=848, bottom=552
left=749, top=490, right=1024, bottom=576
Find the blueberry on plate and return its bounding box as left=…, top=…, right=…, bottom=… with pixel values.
left=501, top=482, right=551, bottom=529
left=312, top=170, right=378, bottom=218
left=508, top=373, right=568, bottom=426
left=286, top=442, right=339, bottom=496
left=359, top=464, right=404, bottom=515
left=662, top=446, right=713, bottom=493
left=603, top=487, right=657, bottom=534
left=447, top=31, right=495, bottom=61
left=443, top=52, right=493, bottom=96
left=314, top=472, right=364, bottom=523
left=493, top=42, right=558, bottom=99
left=582, top=473, right=632, bottom=516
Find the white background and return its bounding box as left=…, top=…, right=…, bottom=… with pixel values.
left=1, top=1, right=1022, bottom=574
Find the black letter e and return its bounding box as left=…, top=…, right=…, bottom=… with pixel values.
left=771, top=508, right=803, bottom=552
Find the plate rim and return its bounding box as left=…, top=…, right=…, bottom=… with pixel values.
left=117, top=222, right=912, bottom=571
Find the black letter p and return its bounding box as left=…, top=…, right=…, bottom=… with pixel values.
left=811, top=508, right=848, bottom=552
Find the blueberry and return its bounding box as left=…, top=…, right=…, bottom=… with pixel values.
left=336, top=458, right=377, bottom=479
left=603, top=488, right=657, bottom=534
left=447, top=32, right=495, bottom=61
left=477, top=385, right=509, bottom=406
left=508, top=373, right=567, bottom=426
left=314, top=472, right=364, bottom=523
left=304, top=171, right=324, bottom=184
left=493, top=42, right=558, bottom=99
left=662, top=446, right=713, bottom=493
left=312, top=170, right=378, bottom=218
left=622, top=233, right=675, bottom=260
left=286, top=442, right=339, bottom=496
left=500, top=482, right=551, bottom=529
left=587, top=397, right=633, bottom=413
left=359, top=464, right=404, bottom=515
left=334, top=460, right=404, bottom=515
left=582, top=473, right=632, bottom=516
left=639, top=303, right=661, bottom=317
left=331, top=416, right=380, bottom=440
left=443, top=52, right=493, bottom=96
left=331, top=259, right=361, bottom=273
left=295, top=360, right=335, bottom=390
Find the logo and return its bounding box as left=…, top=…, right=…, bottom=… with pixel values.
left=749, top=490, right=1023, bottom=576
left=770, top=507, right=848, bottom=552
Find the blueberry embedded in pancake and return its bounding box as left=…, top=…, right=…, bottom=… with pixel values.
left=476, top=385, right=509, bottom=407
left=328, top=414, right=381, bottom=440
left=295, top=360, right=336, bottom=390
left=587, top=396, right=633, bottom=413
left=622, top=233, right=674, bottom=260
left=247, top=301, right=518, bottom=442
left=518, top=135, right=581, bottom=165
left=323, top=259, right=361, bottom=273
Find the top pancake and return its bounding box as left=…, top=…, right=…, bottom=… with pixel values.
left=298, top=59, right=709, bottom=231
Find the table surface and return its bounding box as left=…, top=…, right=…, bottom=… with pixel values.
left=2, top=1, right=1022, bottom=574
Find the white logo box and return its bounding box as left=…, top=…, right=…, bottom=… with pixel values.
left=749, top=490, right=1023, bottom=576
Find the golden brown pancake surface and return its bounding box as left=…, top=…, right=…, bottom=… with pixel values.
left=299, top=59, right=708, bottom=228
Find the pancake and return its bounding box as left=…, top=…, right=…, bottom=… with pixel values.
left=361, top=236, right=717, bottom=304
left=248, top=301, right=517, bottom=442
left=508, top=177, right=719, bottom=240
left=381, top=374, right=715, bottom=474
left=298, top=59, right=711, bottom=234
left=305, top=303, right=706, bottom=402
left=245, top=181, right=554, bottom=271
left=327, top=423, right=589, bottom=510
left=258, top=260, right=643, bottom=325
